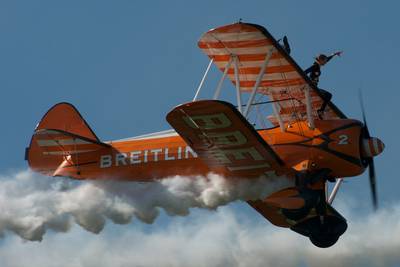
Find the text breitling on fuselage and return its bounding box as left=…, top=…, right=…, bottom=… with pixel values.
left=100, top=146, right=198, bottom=168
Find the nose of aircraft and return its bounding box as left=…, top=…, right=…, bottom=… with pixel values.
left=361, top=137, right=385, bottom=158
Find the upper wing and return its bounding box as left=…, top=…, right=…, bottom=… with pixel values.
left=166, top=100, right=292, bottom=178
left=198, top=22, right=346, bottom=125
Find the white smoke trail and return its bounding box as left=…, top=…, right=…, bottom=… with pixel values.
left=1, top=202, right=400, bottom=267
left=0, top=169, right=293, bottom=241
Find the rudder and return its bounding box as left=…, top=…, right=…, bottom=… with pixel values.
left=33, top=102, right=100, bottom=141
left=26, top=103, right=110, bottom=177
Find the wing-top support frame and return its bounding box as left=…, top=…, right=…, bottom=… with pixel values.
left=191, top=48, right=288, bottom=131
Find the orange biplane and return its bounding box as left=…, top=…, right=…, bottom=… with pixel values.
left=26, top=22, right=384, bottom=248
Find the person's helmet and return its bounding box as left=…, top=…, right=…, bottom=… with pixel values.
left=316, top=54, right=328, bottom=65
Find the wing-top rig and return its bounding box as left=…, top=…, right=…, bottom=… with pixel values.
left=198, top=22, right=346, bottom=128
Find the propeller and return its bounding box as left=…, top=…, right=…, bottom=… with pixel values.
left=358, top=90, right=378, bottom=210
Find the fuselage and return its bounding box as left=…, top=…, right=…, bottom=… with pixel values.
left=55, top=118, right=365, bottom=181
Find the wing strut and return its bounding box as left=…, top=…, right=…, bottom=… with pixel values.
left=271, top=96, right=286, bottom=132
left=305, top=85, right=315, bottom=129
left=243, top=47, right=275, bottom=118
left=200, top=49, right=279, bottom=120
left=213, top=57, right=233, bottom=100
left=328, top=178, right=344, bottom=204
left=233, top=56, right=243, bottom=113
left=193, top=58, right=214, bottom=101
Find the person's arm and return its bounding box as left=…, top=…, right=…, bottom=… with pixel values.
left=326, top=51, right=343, bottom=63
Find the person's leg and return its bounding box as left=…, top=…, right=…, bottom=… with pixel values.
left=317, top=89, right=332, bottom=118
left=283, top=36, right=291, bottom=54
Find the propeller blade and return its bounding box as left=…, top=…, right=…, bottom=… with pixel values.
left=358, top=89, right=370, bottom=138
left=359, top=89, right=378, bottom=210
left=358, top=90, right=366, bottom=122
left=368, top=158, right=378, bottom=210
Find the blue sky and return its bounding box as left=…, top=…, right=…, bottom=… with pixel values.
left=0, top=1, right=399, bottom=266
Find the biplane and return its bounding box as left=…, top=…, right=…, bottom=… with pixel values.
left=26, top=22, right=384, bottom=248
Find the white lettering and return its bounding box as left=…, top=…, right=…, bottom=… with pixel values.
left=222, top=147, right=265, bottom=161
left=151, top=149, right=162, bottom=162
left=210, top=149, right=231, bottom=164
left=202, top=130, right=247, bottom=146
left=116, top=153, right=128, bottom=166
left=100, top=155, right=112, bottom=168
left=183, top=113, right=231, bottom=130
left=177, top=147, right=182, bottom=160
left=100, top=146, right=201, bottom=168
left=185, top=146, right=198, bottom=159
left=263, top=170, right=276, bottom=178
left=165, top=148, right=175, bottom=161
left=130, top=151, right=141, bottom=164
left=338, top=134, right=349, bottom=145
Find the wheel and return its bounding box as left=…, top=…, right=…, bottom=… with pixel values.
left=310, top=233, right=339, bottom=248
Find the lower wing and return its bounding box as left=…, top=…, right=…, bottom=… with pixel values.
left=166, top=100, right=293, bottom=178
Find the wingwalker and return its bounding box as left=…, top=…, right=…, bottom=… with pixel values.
left=26, top=22, right=384, bottom=248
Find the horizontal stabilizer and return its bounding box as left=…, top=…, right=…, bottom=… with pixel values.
left=28, top=129, right=110, bottom=176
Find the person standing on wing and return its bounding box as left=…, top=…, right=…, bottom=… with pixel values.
left=304, top=51, right=343, bottom=118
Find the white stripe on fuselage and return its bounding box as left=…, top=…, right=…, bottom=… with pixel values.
left=42, top=150, right=96, bottom=156
left=37, top=139, right=91, bottom=147
left=109, top=129, right=178, bottom=143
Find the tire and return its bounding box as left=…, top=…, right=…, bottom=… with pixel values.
left=310, top=234, right=339, bottom=248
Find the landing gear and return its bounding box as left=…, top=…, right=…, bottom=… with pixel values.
left=281, top=170, right=329, bottom=222
left=281, top=188, right=320, bottom=221
left=282, top=206, right=311, bottom=221
left=285, top=169, right=347, bottom=248
left=309, top=215, right=346, bottom=248
left=291, top=213, right=347, bottom=248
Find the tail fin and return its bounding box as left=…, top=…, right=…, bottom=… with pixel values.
left=33, top=102, right=100, bottom=141
left=26, top=103, right=110, bottom=177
